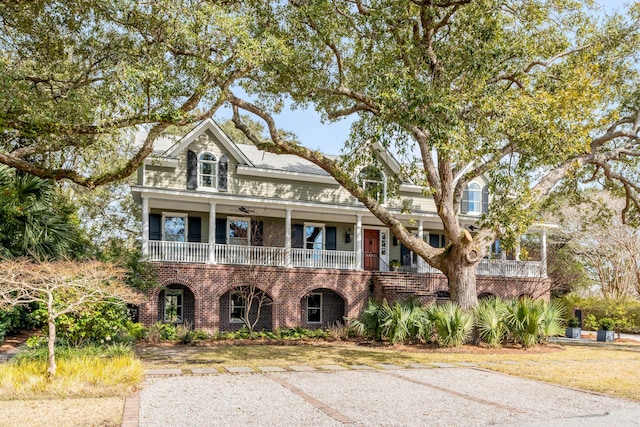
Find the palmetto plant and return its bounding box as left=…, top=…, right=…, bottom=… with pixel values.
left=431, top=301, right=474, bottom=347
left=540, top=299, right=566, bottom=341
left=506, top=297, right=547, bottom=348
left=350, top=299, right=385, bottom=341
left=350, top=298, right=430, bottom=343
left=474, top=297, right=509, bottom=347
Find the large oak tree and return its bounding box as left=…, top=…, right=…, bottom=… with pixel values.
left=226, top=0, right=640, bottom=309
left=3, top=1, right=640, bottom=309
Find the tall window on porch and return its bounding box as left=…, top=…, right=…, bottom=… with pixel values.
left=163, top=215, right=187, bottom=242
left=359, top=166, right=386, bottom=204
left=228, top=218, right=250, bottom=246
left=305, top=224, right=324, bottom=250
left=230, top=293, right=246, bottom=322
left=164, top=290, right=183, bottom=323
left=306, top=293, right=322, bottom=323
left=199, top=152, right=217, bottom=188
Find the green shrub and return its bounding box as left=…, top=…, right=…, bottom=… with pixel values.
left=557, top=295, right=640, bottom=333
left=506, top=297, right=546, bottom=348
left=431, top=302, right=474, bottom=347
left=474, top=297, right=509, bottom=347
left=567, top=317, right=581, bottom=328
left=34, top=301, right=132, bottom=347
left=599, top=318, right=615, bottom=331
left=584, top=313, right=599, bottom=330
left=146, top=322, right=178, bottom=342
left=125, top=321, right=147, bottom=341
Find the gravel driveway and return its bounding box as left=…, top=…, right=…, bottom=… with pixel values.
left=137, top=367, right=640, bottom=426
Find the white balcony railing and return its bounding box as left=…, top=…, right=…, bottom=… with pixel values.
left=147, top=241, right=544, bottom=277
left=148, top=241, right=209, bottom=263
left=213, top=244, right=287, bottom=266
left=291, top=248, right=357, bottom=270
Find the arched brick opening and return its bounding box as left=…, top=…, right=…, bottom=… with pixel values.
left=218, top=286, right=274, bottom=332
left=478, top=292, right=495, bottom=300
left=435, top=290, right=450, bottom=302
left=299, top=288, right=346, bottom=329
left=157, top=284, right=196, bottom=326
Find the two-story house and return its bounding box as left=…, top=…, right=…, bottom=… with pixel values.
left=131, top=118, right=550, bottom=332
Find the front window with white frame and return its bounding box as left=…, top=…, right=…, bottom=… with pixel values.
left=468, top=182, right=482, bottom=213
left=163, top=213, right=187, bottom=242
left=229, top=293, right=246, bottom=322
left=306, top=293, right=322, bottom=323
left=305, top=223, right=325, bottom=250
left=359, top=166, right=387, bottom=204
left=198, top=152, right=217, bottom=189
left=164, top=289, right=183, bottom=323
left=228, top=217, right=250, bottom=246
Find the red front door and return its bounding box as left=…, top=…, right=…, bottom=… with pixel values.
left=363, top=229, right=380, bottom=271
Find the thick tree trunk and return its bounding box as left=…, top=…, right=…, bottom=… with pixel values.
left=444, top=235, right=481, bottom=310
left=446, top=262, right=479, bottom=311
left=47, top=315, right=57, bottom=377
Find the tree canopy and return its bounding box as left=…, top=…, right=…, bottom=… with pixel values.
left=3, top=1, right=640, bottom=308
left=0, top=0, right=278, bottom=187
left=224, top=0, right=640, bottom=307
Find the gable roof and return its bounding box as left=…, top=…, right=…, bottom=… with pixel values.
left=163, top=118, right=254, bottom=166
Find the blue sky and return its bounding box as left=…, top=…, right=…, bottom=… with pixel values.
left=216, top=0, right=632, bottom=155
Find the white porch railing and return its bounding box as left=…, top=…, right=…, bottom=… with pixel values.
left=213, top=244, right=287, bottom=266
left=477, top=259, right=544, bottom=278
left=291, top=248, right=357, bottom=270
left=147, top=241, right=544, bottom=277
left=414, top=259, right=545, bottom=278
left=148, top=241, right=209, bottom=263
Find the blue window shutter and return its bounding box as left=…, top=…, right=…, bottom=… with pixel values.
left=400, top=243, right=411, bottom=266
left=292, top=224, right=304, bottom=248
left=218, top=155, right=228, bottom=192
left=215, top=218, right=227, bottom=244
left=188, top=217, right=201, bottom=242
left=461, top=185, right=469, bottom=214
left=149, top=214, right=162, bottom=241
left=326, top=227, right=337, bottom=250
left=187, top=150, right=198, bottom=190
left=482, top=185, right=489, bottom=213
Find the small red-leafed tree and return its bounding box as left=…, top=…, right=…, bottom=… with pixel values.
left=0, top=259, right=142, bottom=376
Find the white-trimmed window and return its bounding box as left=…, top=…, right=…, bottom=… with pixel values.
left=198, top=152, right=217, bottom=189
left=228, top=217, right=250, bottom=246
left=230, top=293, right=246, bottom=322
left=305, top=223, right=325, bottom=250
left=164, top=289, right=183, bottom=323
left=306, top=293, right=322, bottom=323
left=359, top=166, right=387, bottom=204
left=163, top=213, right=188, bottom=242
left=468, top=182, right=482, bottom=213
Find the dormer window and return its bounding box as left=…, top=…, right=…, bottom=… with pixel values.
left=199, top=152, right=217, bottom=188
left=462, top=182, right=488, bottom=214
left=359, top=166, right=387, bottom=204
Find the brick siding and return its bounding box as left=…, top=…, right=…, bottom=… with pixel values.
left=139, top=263, right=550, bottom=332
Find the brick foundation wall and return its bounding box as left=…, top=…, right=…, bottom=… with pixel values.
left=139, top=263, right=550, bottom=332
left=140, top=263, right=373, bottom=333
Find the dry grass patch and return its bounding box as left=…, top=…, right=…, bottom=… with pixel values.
left=0, top=396, right=124, bottom=427
left=137, top=339, right=640, bottom=401
left=0, top=347, right=144, bottom=399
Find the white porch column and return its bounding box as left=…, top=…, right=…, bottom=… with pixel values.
left=355, top=213, right=363, bottom=270
left=208, top=202, right=216, bottom=264
left=515, top=239, right=521, bottom=261
left=141, top=196, right=149, bottom=258
left=541, top=229, right=547, bottom=277
left=285, top=208, right=292, bottom=267
left=417, top=219, right=424, bottom=273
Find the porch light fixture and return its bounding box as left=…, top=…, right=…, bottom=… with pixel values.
left=345, top=228, right=353, bottom=243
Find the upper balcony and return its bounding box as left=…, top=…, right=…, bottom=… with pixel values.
left=146, top=240, right=546, bottom=278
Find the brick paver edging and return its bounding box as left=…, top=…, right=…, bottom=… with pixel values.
left=121, top=390, right=140, bottom=427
